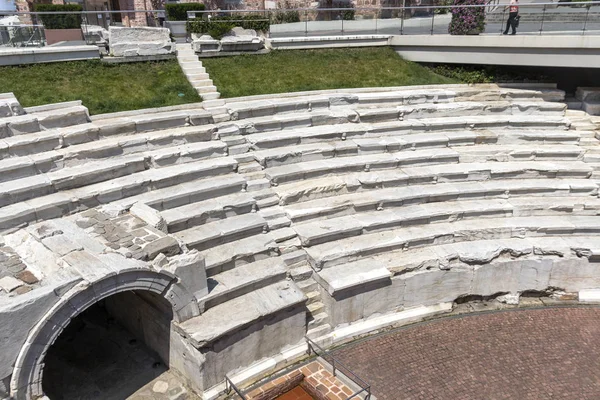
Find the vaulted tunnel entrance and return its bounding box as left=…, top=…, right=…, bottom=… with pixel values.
left=42, top=290, right=173, bottom=399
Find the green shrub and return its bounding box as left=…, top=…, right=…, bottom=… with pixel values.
left=333, top=2, right=355, bottom=20
left=448, top=0, right=486, bottom=35
left=425, top=64, right=551, bottom=83
left=165, top=2, right=206, bottom=21
left=35, top=4, right=82, bottom=30
left=434, top=0, right=453, bottom=14
left=272, top=0, right=301, bottom=23
left=186, top=15, right=270, bottom=39
left=272, top=10, right=301, bottom=24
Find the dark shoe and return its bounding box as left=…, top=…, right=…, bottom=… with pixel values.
left=503, top=32, right=508, bottom=35
left=511, top=32, right=516, bottom=35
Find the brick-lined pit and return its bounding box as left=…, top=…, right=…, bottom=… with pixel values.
left=333, top=307, right=600, bottom=400
left=247, top=361, right=357, bottom=400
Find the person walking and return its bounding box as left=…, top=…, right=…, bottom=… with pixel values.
left=503, top=0, right=519, bottom=35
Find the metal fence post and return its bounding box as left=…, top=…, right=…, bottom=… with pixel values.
left=341, top=15, right=344, bottom=35
left=500, top=8, right=506, bottom=35
left=305, top=10, right=308, bottom=37
left=375, top=9, right=378, bottom=34
left=400, top=6, right=405, bottom=34
left=430, top=10, right=435, bottom=35
left=539, top=5, right=546, bottom=35
left=582, top=5, right=591, bottom=35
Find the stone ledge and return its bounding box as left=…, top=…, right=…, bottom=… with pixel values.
left=0, top=46, right=100, bottom=66
left=101, top=54, right=177, bottom=64
left=268, top=35, right=391, bottom=51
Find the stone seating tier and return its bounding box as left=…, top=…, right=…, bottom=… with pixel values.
left=282, top=180, right=598, bottom=222
left=6, top=84, right=600, bottom=400
left=305, top=215, right=600, bottom=269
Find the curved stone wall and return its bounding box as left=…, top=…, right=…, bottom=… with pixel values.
left=9, top=270, right=193, bottom=400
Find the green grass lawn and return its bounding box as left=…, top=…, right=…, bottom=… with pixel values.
left=202, top=47, right=459, bottom=98
left=0, top=60, right=201, bottom=115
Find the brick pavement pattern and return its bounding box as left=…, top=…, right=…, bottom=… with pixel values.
left=333, top=307, right=600, bottom=400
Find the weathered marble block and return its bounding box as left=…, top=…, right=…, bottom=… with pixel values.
left=109, top=26, right=175, bottom=57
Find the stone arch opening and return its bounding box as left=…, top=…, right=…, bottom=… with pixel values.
left=42, top=290, right=173, bottom=399
left=10, top=270, right=200, bottom=400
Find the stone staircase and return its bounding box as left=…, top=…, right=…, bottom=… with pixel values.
left=4, top=83, right=600, bottom=397
left=175, top=43, right=221, bottom=102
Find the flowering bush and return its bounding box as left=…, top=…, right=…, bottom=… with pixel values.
left=448, top=0, right=486, bottom=35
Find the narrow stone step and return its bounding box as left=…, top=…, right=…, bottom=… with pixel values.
left=202, top=92, right=221, bottom=101
left=203, top=99, right=226, bottom=108
left=258, top=206, right=286, bottom=220
left=296, top=279, right=318, bottom=293
left=180, top=61, right=201, bottom=68
left=210, top=107, right=228, bottom=115
left=238, top=162, right=262, bottom=174
left=256, top=195, right=279, bottom=209
left=185, top=67, right=206, bottom=75
left=217, top=125, right=240, bottom=137
left=190, top=79, right=214, bottom=88
left=267, top=216, right=291, bottom=230
left=178, top=56, right=199, bottom=62
left=196, top=86, right=218, bottom=94
left=306, top=323, right=332, bottom=339
left=305, top=290, right=321, bottom=306
left=246, top=178, right=270, bottom=192
left=307, top=312, right=329, bottom=329
left=187, top=73, right=210, bottom=81
left=222, top=135, right=247, bottom=147
left=289, top=262, right=313, bottom=281
left=213, top=113, right=230, bottom=124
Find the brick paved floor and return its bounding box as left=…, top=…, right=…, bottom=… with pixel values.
left=333, top=307, right=600, bottom=400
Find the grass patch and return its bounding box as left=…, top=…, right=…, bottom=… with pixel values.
left=202, top=47, right=459, bottom=98
left=0, top=60, right=201, bottom=115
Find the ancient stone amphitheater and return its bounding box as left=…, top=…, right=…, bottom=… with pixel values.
left=1, top=84, right=600, bottom=399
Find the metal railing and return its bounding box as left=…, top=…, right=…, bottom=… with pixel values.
left=224, top=375, right=247, bottom=400
left=305, top=336, right=372, bottom=400
left=0, top=25, right=45, bottom=47
left=2, top=1, right=600, bottom=44
left=182, top=1, right=600, bottom=37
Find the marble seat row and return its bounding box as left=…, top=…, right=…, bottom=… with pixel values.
left=0, top=157, right=238, bottom=231
left=8, top=85, right=600, bottom=400
left=272, top=161, right=594, bottom=206
left=283, top=179, right=599, bottom=222
left=243, top=116, right=571, bottom=149
left=304, top=215, right=600, bottom=269
left=225, top=85, right=565, bottom=119
left=293, top=197, right=600, bottom=247
left=0, top=105, right=89, bottom=138
left=315, top=235, right=600, bottom=328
